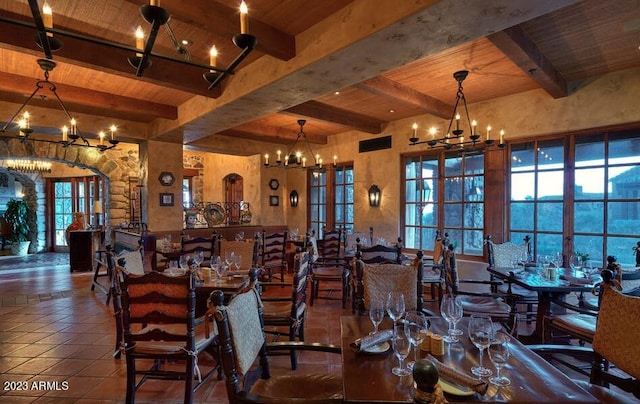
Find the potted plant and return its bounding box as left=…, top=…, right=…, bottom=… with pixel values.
left=4, top=199, right=31, bottom=256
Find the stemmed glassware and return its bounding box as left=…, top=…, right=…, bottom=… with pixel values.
left=210, top=255, right=223, bottom=283
left=386, top=293, right=405, bottom=326
left=224, top=251, right=234, bottom=268
left=391, top=320, right=412, bottom=377
left=404, top=310, right=428, bottom=370
left=441, top=294, right=463, bottom=342
left=193, top=250, right=204, bottom=269
left=178, top=255, right=190, bottom=275
left=368, top=300, right=385, bottom=334
left=488, top=332, right=511, bottom=386
left=233, top=254, right=242, bottom=271
left=468, top=314, right=494, bottom=377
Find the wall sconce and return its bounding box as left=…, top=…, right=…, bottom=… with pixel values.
left=289, top=190, right=299, bottom=207
left=368, top=185, right=381, bottom=207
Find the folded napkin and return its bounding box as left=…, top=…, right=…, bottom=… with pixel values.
left=350, top=330, right=393, bottom=352
left=427, top=354, right=489, bottom=395
left=559, top=275, right=592, bottom=285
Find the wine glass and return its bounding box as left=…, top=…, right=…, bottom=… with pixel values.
left=488, top=332, right=511, bottom=386
left=224, top=251, right=234, bottom=268
left=386, top=293, right=405, bottom=325
left=193, top=250, right=204, bottom=269
left=368, top=300, right=385, bottom=334
left=210, top=256, right=222, bottom=283
left=440, top=294, right=463, bottom=342
left=468, top=314, right=493, bottom=377
left=179, top=255, right=190, bottom=274
left=404, top=310, right=428, bottom=370
left=391, top=320, right=412, bottom=377
left=233, top=254, right=242, bottom=271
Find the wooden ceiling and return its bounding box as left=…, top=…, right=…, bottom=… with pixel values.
left=0, top=0, right=639, bottom=155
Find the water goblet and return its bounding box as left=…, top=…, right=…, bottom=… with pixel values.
left=233, top=254, right=242, bottom=271
left=178, top=255, right=190, bottom=274
left=210, top=256, right=222, bottom=283
left=368, top=300, right=385, bottom=334
left=488, top=332, right=511, bottom=386
left=391, top=320, right=412, bottom=377
left=386, top=293, right=405, bottom=325
left=193, top=250, right=204, bottom=268
left=404, top=310, right=428, bottom=370
left=441, top=294, right=463, bottom=342
left=224, top=251, right=234, bottom=268
left=468, top=314, right=493, bottom=377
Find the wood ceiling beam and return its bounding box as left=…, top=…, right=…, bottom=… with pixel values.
left=124, top=0, right=295, bottom=61
left=355, top=76, right=453, bottom=119
left=283, top=100, right=383, bottom=134
left=217, top=123, right=327, bottom=145
left=488, top=26, right=567, bottom=99
left=0, top=71, right=177, bottom=122
left=0, top=15, right=222, bottom=98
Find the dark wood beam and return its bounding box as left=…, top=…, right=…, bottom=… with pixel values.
left=488, top=26, right=567, bottom=99
left=0, top=15, right=222, bottom=98
left=218, top=124, right=328, bottom=145
left=355, top=76, right=453, bottom=119
left=283, top=100, right=383, bottom=134
left=124, top=0, right=295, bottom=61
left=0, top=72, right=177, bottom=122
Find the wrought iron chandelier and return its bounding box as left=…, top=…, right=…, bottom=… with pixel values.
left=263, top=119, right=336, bottom=172
left=408, top=70, right=506, bottom=153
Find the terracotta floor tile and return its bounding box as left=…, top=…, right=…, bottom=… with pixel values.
left=4, top=357, right=62, bottom=375
left=0, top=356, right=30, bottom=373
left=40, top=358, right=94, bottom=376
left=4, top=344, right=56, bottom=358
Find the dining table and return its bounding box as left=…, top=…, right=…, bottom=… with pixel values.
left=340, top=315, right=598, bottom=403
left=194, top=271, right=249, bottom=317
left=487, top=266, right=601, bottom=343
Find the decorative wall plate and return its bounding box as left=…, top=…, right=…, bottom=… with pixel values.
left=269, top=178, right=279, bottom=190
left=159, top=171, right=175, bottom=186
left=204, top=203, right=225, bottom=226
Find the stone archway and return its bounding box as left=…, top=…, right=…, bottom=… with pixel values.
left=0, top=137, right=141, bottom=250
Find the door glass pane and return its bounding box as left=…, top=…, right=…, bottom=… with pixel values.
left=537, top=171, right=563, bottom=200
left=444, top=177, right=462, bottom=202
left=464, top=203, right=483, bottom=229
left=606, top=236, right=636, bottom=268
left=607, top=202, right=637, bottom=234
left=536, top=233, right=563, bottom=257
left=510, top=202, right=534, bottom=230
left=573, top=234, right=604, bottom=268
left=511, top=172, right=534, bottom=201
left=444, top=203, right=462, bottom=227
left=608, top=165, right=639, bottom=199
left=536, top=202, right=563, bottom=232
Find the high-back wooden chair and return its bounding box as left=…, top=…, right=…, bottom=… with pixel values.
left=258, top=229, right=288, bottom=282
left=180, top=234, right=216, bottom=263
left=119, top=269, right=218, bottom=403
left=218, top=239, right=257, bottom=271
left=310, top=228, right=350, bottom=308
left=261, top=247, right=312, bottom=369
left=356, top=239, right=402, bottom=264
left=209, top=271, right=343, bottom=404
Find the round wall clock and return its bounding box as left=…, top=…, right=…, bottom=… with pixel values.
left=269, top=178, right=279, bottom=190
left=159, top=171, right=175, bottom=186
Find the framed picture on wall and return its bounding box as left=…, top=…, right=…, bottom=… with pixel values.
left=160, top=193, right=174, bottom=207
left=269, top=195, right=279, bottom=206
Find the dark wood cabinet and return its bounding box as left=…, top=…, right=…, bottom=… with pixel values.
left=69, top=230, right=101, bottom=273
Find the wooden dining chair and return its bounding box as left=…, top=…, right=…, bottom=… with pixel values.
left=356, top=239, right=402, bottom=264
left=258, top=229, right=288, bottom=283
left=531, top=270, right=640, bottom=402
left=218, top=238, right=257, bottom=271
left=310, top=228, right=350, bottom=308
left=442, top=243, right=519, bottom=335
left=119, top=269, right=218, bottom=403
left=209, top=275, right=343, bottom=404
left=180, top=234, right=216, bottom=262
left=260, top=247, right=311, bottom=370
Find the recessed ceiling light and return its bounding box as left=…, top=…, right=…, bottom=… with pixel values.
left=389, top=109, right=395, bottom=113
left=334, top=91, right=340, bottom=95
left=181, top=39, right=193, bottom=47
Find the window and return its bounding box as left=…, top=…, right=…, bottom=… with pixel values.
left=308, top=164, right=354, bottom=238
left=403, top=152, right=484, bottom=256
left=509, top=131, right=640, bottom=267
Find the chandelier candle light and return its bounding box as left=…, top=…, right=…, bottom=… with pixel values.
left=264, top=119, right=336, bottom=172
left=6, top=159, right=52, bottom=174
left=408, top=70, right=506, bottom=152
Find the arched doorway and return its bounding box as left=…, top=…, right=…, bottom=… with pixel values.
left=223, top=173, right=243, bottom=225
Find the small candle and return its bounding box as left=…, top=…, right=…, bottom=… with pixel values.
left=315, top=154, right=320, bottom=166
left=471, top=120, right=477, bottom=135
left=70, top=118, right=77, bottom=135
left=209, top=46, right=217, bottom=72
left=276, top=150, right=281, bottom=162
left=284, top=154, right=289, bottom=166
left=135, top=26, right=144, bottom=57
left=455, top=113, right=460, bottom=131
left=333, top=155, right=337, bottom=166
left=302, top=157, right=306, bottom=168
left=150, top=0, right=158, bottom=6
left=460, top=136, right=464, bottom=145
left=412, top=122, right=418, bottom=137
left=500, top=129, right=505, bottom=144
left=428, top=127, right=437, bottom=139
left=62, top=125, right=68, bottom=141
left=98, top=131, right=105, bottom=146
left=264, top=154, right=269, bottom=165
left=110, top=124, right=116, bottom=140
left=239, top=1, right=249, bottom=34
left=42, top=1, right=53, bottom=37
left=296, top=152, right=301, bottom=164
left=22, top=112, right=30, bottom=129
left=486, top=125, right=492, bottom=141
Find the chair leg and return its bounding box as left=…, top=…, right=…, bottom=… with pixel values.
left=125, top=355, right=136, bottom=404
left=185, top=356, right=194, bottom=404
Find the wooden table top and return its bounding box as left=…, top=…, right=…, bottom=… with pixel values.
left=340, top=315, right=598, bottom=403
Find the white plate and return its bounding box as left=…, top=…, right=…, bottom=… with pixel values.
left=362, top=342, right=390, bottom=354
left=439, top=378, right=475, bottom=397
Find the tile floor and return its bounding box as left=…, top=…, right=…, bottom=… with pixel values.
left=0, top=253, right=348, bottom=403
